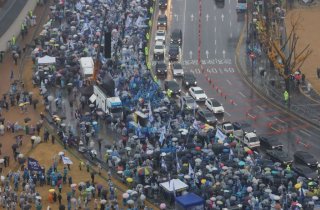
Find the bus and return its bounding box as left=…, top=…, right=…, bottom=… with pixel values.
left=236, top=0, right=247, bottom=12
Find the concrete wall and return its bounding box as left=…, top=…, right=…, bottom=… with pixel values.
left=0, top=0, right=38, bottom=52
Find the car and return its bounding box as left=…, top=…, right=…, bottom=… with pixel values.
left=292, top=163, right=319, bottom=181
left=170, top=29, right=182, bottom=46
left=180, top=96, right=198, bottom=111
left=265, top=150, right=293, bottom=165
left=242, top=131, right=260, bottom=148
left=196, top=109, right=218, bottom=126
left=189, top=86, right=207, bottom=102
left=157, top=15, right=167, bottom=30
left=259, top=136, right=283, bottom=150
left=294, top=151, right=318, bottom=168
left=172, top=63, right=184, bottom=77
left=155, top=62, right=167, bottom=75
left=153, top=40, right=165, bottom=59
left=164, top=80, right=181, bottom=95
left=182, top=73, right=197, bottom=87
left=168, top=44, right=180, bottom=62
left=155, top=30, right=166, bottom=43
left=205, top=98, right=224, bottom=114
left=159, top=0, right=168, bottom=9
left=217, top=121, right=234, bottom=134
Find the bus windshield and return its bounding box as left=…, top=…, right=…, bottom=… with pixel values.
left=238, top=0, right=246, bottom=3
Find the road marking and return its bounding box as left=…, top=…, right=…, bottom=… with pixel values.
left=214, top=39, right=217, bottom=45
left=174, top=14, right=178, bottom=21
left=226, top=79, right=232, bottom=85
left=222, top=50, right=226, bottom=58
left=221, top=14, right=224, bottom=22
left=189, top=51, right=193, bottom=59
left=214, top=27, right=217, bottom=32
left=233, top=102, right=238, bottom=106
left=230, top=32, right=233, bottom=38
left=271, top=126, right=281, bottom=133
left=225, top=111, right=231, bottom=117
left=191, top=14, right=194, bottom=21
left=257, top=105, right=264, bottom=111
left=230, top=21, right=232, bottom=27
left=205, top=50, right=209, bottom=59
left=238, top=91, right=246, bottom=98
left=229, top=0, right=231, bottom=4
left=274, top=116, right=285, bottom=123
left=214, top=16, right=216, bottom=21
left=299, top=129, right=311, bottom=137
left=206, top=14, right=209, bottom=21
left=214, top=49, right=217, bottom=55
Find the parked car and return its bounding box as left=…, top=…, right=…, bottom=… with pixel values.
left=189, top=86, right=207, bottom=102
left=157, top=15, right=167, bottom=30
left=159, top=0, right=168, bottom=9
left=155, top=30, right=166, bottom=43
left=164, top=80, right=181, bottom=95
left=259, top=136, right=283, bottom=150
left=182, top=73, right=197, bottom=87
left=294, top=151, right=318, bottom=168
left=172, top=63, right=184, bottom=77
left=265, top=150, right=293, bottom=166
left=155, top=62, right=167, bottom=76
left=205, top=98, right=224, bottom=114
left=180, top=96, right=198, bottom=111
left=168, top=44, right=180, bottom=62
left=170, top=28, right=182, bottom=46
left=292, top=163, right=319, bottom=181
left=196, top=109, right=218, bottom=126
left=241, top=131, right=260, bottom=148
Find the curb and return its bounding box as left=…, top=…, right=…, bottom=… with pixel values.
left=234, top=19, right=320, bottom=130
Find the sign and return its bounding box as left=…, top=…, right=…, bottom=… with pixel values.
left=62, top=156, right=73, bottom=165
left=28, top=157, right=43, bottom=172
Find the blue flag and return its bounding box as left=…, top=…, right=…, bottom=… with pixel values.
left=28, top=157, right=42, bottom=172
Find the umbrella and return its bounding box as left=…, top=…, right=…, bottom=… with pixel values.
left=126, top=177, right=133, bottom=183
left=24, top=117, right=31, bottom=123
left=78, top=182, right=85, bottom=186
left=140, top=194, right=146, bottom=200
left=71, top=197, right=77, bottom=202
left=122, top=193, right=129, bottom=199
left=100, top=199, right=107, bottom=204
left=71, top=183, right=77, bottom=188
left=18, top=154, right=24, bottom=158
left=36, top=196, right=42, bottom=200
left=238, top=161, right=245, bottom=166
left=12, top=144, right=19, bottom=149
left=58, top=151, right=64, bottom=156
left=201, top=179, right=206, bottom=184
left=49, top=189, right=55, bottom=193
left=127, top=200, right=134, bottom=205
left=295, top=183, right=302, bottom=189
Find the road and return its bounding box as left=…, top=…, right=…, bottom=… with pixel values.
left=166, top=0, right=320, bottom=158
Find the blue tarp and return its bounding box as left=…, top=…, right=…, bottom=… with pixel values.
left=175, top=193, right=204, bottom=209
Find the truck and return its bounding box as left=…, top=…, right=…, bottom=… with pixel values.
left=241, top=131, right=260, bottom=148
left=217, top=121, right=234, bottom=135
left=93, top=85, right=123, bottom=121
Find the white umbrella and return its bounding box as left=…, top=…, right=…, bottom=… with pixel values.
left=18, top=154, right=24, bottom=158
left=58, top=151, right=64, bottom=156
left=122, top=193, right=129, bottom=199
left=31, top=136, right=37, bottom=140
left=100, top=199, right=107, bottom=204
left=195, top=158, right=202, bottom=163
left=127, top=200, right=134, bottom=205
left=125, top=147, right=132, bottom=151
left=36, top=196, right=42, bottom=200
left=71, top=183, right=77, bottom=188
left=140, top=194, right=146, bottom=200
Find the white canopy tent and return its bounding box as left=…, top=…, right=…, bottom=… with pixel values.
left=160, top=179, right=188, bottom=193
left=37, top=55, right=56, bottom=65
left=80, top=57, right=94, bottom=77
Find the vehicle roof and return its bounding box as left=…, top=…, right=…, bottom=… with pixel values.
left=245, top=132, right=257, bottom=138
left=184, top=73, right=195, bottom=78
left=173, top=63, right=182, bottom=68
left=165, top=80, right=178, bottom=84
left=192, top=86, right=203, bottom=91
left=172, top=29, right=182, bottom=34
left=155, top=40, right=164, bottom=45
left=156, top=30, right=165, bottom=33
left=182, top=95, right=194, bottom=100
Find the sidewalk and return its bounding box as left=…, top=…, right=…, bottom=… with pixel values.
left=236, top=30, right=320, bottom=126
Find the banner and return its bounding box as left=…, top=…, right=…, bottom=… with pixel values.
left=28, top=157, right=42, bottom=172
left=215, top=128, right=226, bottom=141
left=62, top=156, right=73, bottom=165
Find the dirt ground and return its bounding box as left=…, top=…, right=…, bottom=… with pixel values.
left=285, top=6, right=320, bottom=94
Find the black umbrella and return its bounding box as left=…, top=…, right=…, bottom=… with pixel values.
left=12, top=144, right=19, bottom=149
left=24, top=117, right=31, bottom=123
left=33, top=99, right=39, bottom=104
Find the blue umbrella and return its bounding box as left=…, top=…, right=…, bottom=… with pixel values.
left=238, top=161, right=245, bottom=166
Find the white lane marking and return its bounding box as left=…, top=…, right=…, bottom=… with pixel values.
left=226, top=79, right=232, bottom=85
left=214, top=49, right=217, bottom=55
left=222, top=50, right=226, bottom=58
left=271, top=126, right=281, bottom=133
left=230, top=21, right=232, bottom=27
left=190, top=14, right=194, bottom=21
left=299, top=129, right=311, bottom=137
left=214, top=39, right=217, bottom=45
left=274, top=116, right=285, bottom=123
left=214, top=16, right=216, bottom=21
left=225, top=111, right=231, bottom=117
left=221, top=14, right=224, bottom=22
left=230, top=32, right=233, bottom=38
left=233, top=102, right=238, bottom=106
left=238, top=91, right=246, bottom=98
left=257, top=105, right=264, bottom=111
left=214, top=27, right=217, bottom=32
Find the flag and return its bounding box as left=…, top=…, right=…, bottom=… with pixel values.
left=62, top=156, right=73, bottom=165
left=192, top=120, right=200, bottom=131
left=168, top=173, right=171, bottom=187
left=158, top=126, right=166, bottom=145
left=215, top=128, right=226, bottom=141
left=27, top=158, right=42, bottom=172
left=176, top=152, right=181, bottom=173
left=161, top=157, right=167, bottom=172
left=136, top=122, right=142, bottom=137
left=188, top=163, right=194, bottom=178
left=148, top=101, right=154, bottom=123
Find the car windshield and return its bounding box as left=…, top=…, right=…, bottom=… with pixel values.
left=110, top=107, right=122, bottom=113
left=225, top=125, right=233, bottom=130
left=185, top=98, right=194, bottom=103
left=248, top=136, right=259, bottom=142
left=157, top=63, right=166, bottom=68
left=194, top=89, right=204, bottom=94
left=185, top=74, right=195, bottom=80
left=211, top=100, right=221, bottom=106
left=157, top=31, right=165, bottom=36
left=168, top=82, right=179, bottom=88
left=155, top=45, right=163, bottom=49
left=172, top=30, right=181, bottom=38
left=174, top=64, right=182, bottom=69
left=204, top=111, right=214, bottom=117
left=158, top=16, right=167, bottom=22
